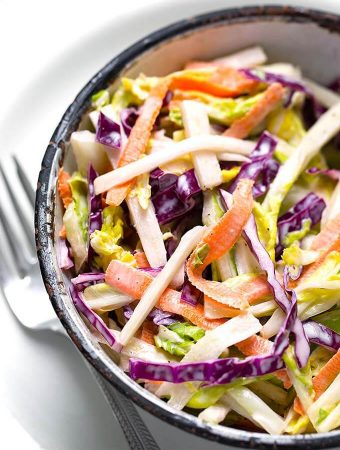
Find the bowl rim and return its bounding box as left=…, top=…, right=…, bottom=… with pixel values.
left=35, top=5, right=340, bottom=449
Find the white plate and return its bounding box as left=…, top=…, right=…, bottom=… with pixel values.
left=0, top=0, right=339, bottom=449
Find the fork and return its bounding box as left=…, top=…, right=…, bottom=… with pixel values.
left=0, top=156, right=160, bottom=450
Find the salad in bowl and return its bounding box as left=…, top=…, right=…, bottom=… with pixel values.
left=56, top=45, right=340, bottom=436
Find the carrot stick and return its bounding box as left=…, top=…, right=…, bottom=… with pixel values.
left=135, top=251, right=150, bottom=269
left=186, top=179, right=254, bottom=308
left=106, top=78, right=171, bottom=206
left=223, top=83, right=285, bottom=139
left=158, top=290, right=225, bottom=330
left=204, top=274, right=272, bottom=318
left=57, top=168, right=73, bottom=208
left=140, top=321, right=158, bottom=345
left=311, top=214, right=340, bottom=251
left=294, top=397, right=305, bottom=416
left=170, top=67, right=258, bottom=98
left=59, top=225, right=67, bottom=239
left=313, top=350, right=340, bottom=399
left=105, top=260, right=224, bottom=330
left=236, top=334, right=273, bottom=356
left=194, top=179, right=253, bottom=270
left=204, top=295, right=241, bottom=318
left=292, top=215, right=340, bottom=288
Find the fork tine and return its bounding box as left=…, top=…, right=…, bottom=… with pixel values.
left=0, top=162, right=36, bottom=254
left=0, top=204, right=28, bottom=278
left=12, top=155, right=36, bottom=208
left=0, top=240, right=11, bottom=285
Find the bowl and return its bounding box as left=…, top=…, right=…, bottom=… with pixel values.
left=35, top=5, right=340, bottom=449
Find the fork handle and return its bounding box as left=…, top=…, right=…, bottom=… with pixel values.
left=86, top=363, right=160, bottom=450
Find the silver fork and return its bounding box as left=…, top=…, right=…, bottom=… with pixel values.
left=0, top=156, right=160, bottom=450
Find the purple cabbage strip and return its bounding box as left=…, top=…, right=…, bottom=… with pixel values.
left=149, top=309, right=177, bottom=326
left=240, top=213, right=310, bottom=368
left=95, top=111, right=121, bottom=148
left=302, top=96, right=326, bottom=129
left=152, top=187, right=193, bottom=225
left=176, top=169, right=201, bottom=203
left=276, top=193, right=326, bottom=259
left=120, top=107, right=139, bottom=137
left=71, top=272, right=105, bottom=286
left=87, top=165, right=102, bottom=265
left=70, top=285, right=122, bottom=352
left=329, top=77, right=340, bottom=94
left=240, top=68, right=309, bottom=93
left=283, top=89, right=295, bottom=108
left=88, top=165, right=102, bottom=235
left=165, top=213, right=201, bottom=258
left=150, top=168, right=177, bottom=193
left=286, top=264, right=303, bottom=281
left=123, top=304, right=134, bottom=320
left=229, top=131, right=279, bottom=198
left=302, top=76, right=339, bottom=130
left=139, top=266, right=162, bottom=277
left=57, top=239, right=74, bottom=269
left=162, top=90, right=174, bottom=108
left=130, top=353, right=284, bottom=384
left=306, top=167, right=340, bottom=181
left=151, top=168, right=202, bottom=225
left=303, top=321, right=340, bottom=352
left=180, top=275, right=202, bottom=306
left=123, top=305, right=176, bottom=326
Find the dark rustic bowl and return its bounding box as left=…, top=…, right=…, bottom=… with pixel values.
left=35, top=5, right=340, bottom=449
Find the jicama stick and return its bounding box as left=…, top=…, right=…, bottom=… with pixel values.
left=185, top=46, right=267, bottom=70
left=321, top=181, right=340, bottom=228
left=127, top=196, right=167, bottom=268
left=262, top=102, right=340, bottom=211
left=94, top=135, right=254, bottom=194
left=119, top=226, right=206, bottom=345
left=198, top=403, right=230, bottom=424
left=303, top=78, right=340, bottom=108
left=71, top=130, right=110, bottom=176
left=261, top=308, right=285, bottom=339
left=223, top=387, right=286, bottom=435
left=83, top=283, right=133, bottom=311
left=249, top=300, right=277, bottom=317
left=181, top=100, right=222, bottom=189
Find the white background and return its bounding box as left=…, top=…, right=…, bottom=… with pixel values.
left=0, top=0, right=339, bottom=449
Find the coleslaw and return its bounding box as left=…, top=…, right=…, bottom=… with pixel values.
left=57, top=46, right=340, bottom=435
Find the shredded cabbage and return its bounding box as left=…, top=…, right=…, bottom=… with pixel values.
left=90, top=206, right=135, bottom=270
